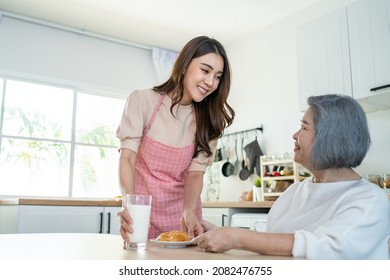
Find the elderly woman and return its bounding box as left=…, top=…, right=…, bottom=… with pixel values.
left=192, top=94, right=390, bottom=259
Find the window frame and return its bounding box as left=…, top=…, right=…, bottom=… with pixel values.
left=0, top=75, right=125, bottom=198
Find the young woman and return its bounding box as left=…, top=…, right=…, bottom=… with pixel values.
left=116, top=36, right=235, bottom=245
left=193, top=94, right=390, bottom=259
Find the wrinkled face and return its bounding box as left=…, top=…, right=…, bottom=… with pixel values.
left=292, top=107, right=316, bottom=168
left=182, top=53, right=224, bottom=105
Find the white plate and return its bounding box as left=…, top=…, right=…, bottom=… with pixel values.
left=150, top=239, right=192, bottom=249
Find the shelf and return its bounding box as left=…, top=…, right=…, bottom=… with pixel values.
left=263, top=192, right=283, bottom=197
left=259, top=156, right=306, bottom=201
left=263, top=175, right=295, bottom=181
left=263, top=175, right=308, bottom=181
left=260, top=159, right=295, bottom=165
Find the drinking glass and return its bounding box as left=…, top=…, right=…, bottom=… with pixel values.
left=125, top=194, right=152, bottom=250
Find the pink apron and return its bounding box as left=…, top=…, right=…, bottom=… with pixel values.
left=135, top=94, right=202, bottom=238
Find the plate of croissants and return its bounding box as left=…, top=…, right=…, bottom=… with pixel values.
left=151, top=230, right=193, bottom=248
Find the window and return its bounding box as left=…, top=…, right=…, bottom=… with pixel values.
left=0, top=78, right=124, bottom=198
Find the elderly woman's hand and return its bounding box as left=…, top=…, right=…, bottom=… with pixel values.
left=191, top=227, right=238, bottom=253
left=200, top=220, right=218, bottom=232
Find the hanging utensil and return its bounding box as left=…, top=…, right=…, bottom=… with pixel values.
left=239, top=155, right=251, bottom=181
left=244, top=137, right=263, bottom=175
left=239, top=137, right=250, bottom=180
left=233, top=137, right=239, bottom=175
left=222, top=145, right=235, bottom=177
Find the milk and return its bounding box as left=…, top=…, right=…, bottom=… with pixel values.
left=126, top=204, right=151, bottom=243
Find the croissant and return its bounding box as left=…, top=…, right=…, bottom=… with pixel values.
left=157, top=230, right=190, bottom=242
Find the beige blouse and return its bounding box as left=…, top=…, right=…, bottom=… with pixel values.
left=116, top=89, right=217, bottom=172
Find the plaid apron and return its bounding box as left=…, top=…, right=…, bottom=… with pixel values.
left=135, top=94, right=202, bottom=238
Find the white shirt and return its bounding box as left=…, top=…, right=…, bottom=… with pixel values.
left=267, top=177, right=390, bottom=259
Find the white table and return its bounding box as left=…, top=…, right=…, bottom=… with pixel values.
left=0, top=233, right=296, bottom=260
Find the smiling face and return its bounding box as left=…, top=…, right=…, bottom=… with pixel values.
left=292, top=107, right=316, bottom=169
left=181, top=53, right=224, bottom=105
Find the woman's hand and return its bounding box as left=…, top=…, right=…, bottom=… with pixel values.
left=180, top=211, right=204, bottom=239
left=117, top=206, right=133, bottom=249
left=181, top=171, right=205, bottom=238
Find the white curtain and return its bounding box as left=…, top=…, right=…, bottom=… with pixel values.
left=152, top=47, right=178, bottom=84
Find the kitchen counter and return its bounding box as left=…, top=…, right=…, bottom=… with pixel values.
left=202, top=201, right=274, bottom=208
left=0, top=197, right=275, bottom=209
left=0, top=233, right=296, bottom=260
left=0, top=196, right=123, bottom=206
left=1, top=194, right=389, bottom=208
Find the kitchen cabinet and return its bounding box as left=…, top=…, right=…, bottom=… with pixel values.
left=16, top=205, right=121, bottom=234
left=202, top=207, right=230, bottom=227
left=297, top=0, right=390, bottom=113
left=259, top=156, right=309, bottom=201
left=0, top=205, right=18, bottom=233
left=230, top=213, right=268, bottom=231
left=103, top=206, right=121, bottom=234
left=347, top=0, right=390, bottom=110
left=296, top=7, right=352, bottom=111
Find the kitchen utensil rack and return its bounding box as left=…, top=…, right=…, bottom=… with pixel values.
left=221, top=126, right=263, bottom=139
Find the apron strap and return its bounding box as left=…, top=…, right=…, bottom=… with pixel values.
left=143, top=93, right=165, bottom=135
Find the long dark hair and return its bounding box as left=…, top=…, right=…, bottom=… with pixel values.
left=153, top=36, right=235, bottom=157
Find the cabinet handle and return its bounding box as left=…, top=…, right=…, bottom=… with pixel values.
left=99, top=212, right=103, bottom=233
left=222, top=214, right=227, bottom=227
left=370, top=84, right=390, bottom=91
left=107, top=212, right=111, bottom=234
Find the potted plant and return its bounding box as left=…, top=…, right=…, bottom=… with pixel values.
left=254, top=177, right=262, bottom=188
left=252, top=177, right=262, bottom=201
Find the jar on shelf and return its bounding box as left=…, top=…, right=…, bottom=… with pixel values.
left=364, top=174, right=383, bottom=188
left=382, top=174, right=390, bottom=189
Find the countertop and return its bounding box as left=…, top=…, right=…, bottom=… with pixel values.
left=0, top=197, right=275, bottom=208
left=1, top=194, right=389, bottom=208
left=0, top=233, right=296, bottom=260
left=202, top=201, right=274, bottom=208
left=0, top=196, right=123, bottom=206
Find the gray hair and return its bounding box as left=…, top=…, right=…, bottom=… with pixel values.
left=308, top=94, right=371, bottom=170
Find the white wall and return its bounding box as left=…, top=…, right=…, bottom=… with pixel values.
left=0, top=14, right=157, bottom=97
left=205, top=0, right=390, bottom=202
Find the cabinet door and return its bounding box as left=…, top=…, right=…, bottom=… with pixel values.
left=297, top=8, right=352, bottom=111
left=348, top=0, right=390, bottom=100
left=102, top=206, right=121, bottom=235
left=18, top=205, right=104, bottom=233
left=202, top=208, right=229, bottom=227
left=0, top=205, right=19, bottom=233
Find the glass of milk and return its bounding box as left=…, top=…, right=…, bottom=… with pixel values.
left=125, top=194, right=152, bottom=250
